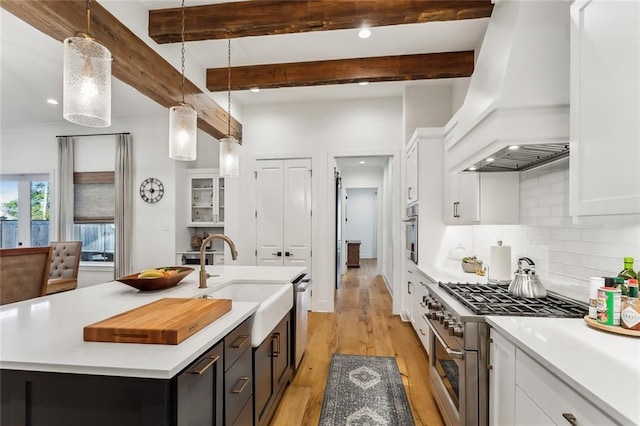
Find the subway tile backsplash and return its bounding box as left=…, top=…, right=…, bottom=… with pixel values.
left=468, top=158, right=640, bottom=303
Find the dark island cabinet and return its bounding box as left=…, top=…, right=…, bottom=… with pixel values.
left=176, top=341, right=224, bottom=425
left=0, top=318, right=254, bottom=426
left=254, top=312, right=292, bottom=426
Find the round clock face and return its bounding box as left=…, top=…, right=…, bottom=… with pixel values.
left=139, top=177, right=164, bottom=204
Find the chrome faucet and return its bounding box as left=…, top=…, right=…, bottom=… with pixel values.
left=199, top=234, right=238, bottom=288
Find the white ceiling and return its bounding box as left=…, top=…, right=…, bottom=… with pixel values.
left=0, top=1, right=489, bottom=128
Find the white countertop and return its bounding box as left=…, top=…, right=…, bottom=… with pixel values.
left=487, top=316, right=640, bottom=425
left=415, top=261, right=488, bottom=284
left=0, top=265, right=307, bottom=379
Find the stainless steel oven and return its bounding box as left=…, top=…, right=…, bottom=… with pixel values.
left=403, top=204, right=418, bottom=264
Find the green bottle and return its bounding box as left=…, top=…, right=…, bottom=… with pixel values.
left=618, top=257, right=637, bottom=281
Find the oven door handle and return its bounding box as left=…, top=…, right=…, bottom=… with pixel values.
left=425, top=317, right=465, bottom=360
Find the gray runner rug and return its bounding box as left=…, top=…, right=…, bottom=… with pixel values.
left=319, top=354, right=415, bottom=426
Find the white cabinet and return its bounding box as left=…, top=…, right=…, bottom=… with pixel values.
left=570, top=0, right=640, bottom=216
left=406, top=263, right=431, bottom=356
left=187, top=169, right=224, bottom=227
left=490, top=328, right=616, bottom=426
left=406, top=142, right=419, bottom=205
left=255, top=159, right=311, bottom=270
left=444, top=171, right=519, bottom=225
left=213, top=252, right=224, bottom=265
left=489, top=329, right=516, bottom=426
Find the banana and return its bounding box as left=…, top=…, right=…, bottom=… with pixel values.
left=138, top=270, right=164, bottom=279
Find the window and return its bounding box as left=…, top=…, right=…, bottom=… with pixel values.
left=0, top=174, right=50, bottom=248
left=73, top=172, right=114, bottom=263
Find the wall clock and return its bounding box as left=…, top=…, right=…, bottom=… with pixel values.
left=139, top=177, right=164, bottom=204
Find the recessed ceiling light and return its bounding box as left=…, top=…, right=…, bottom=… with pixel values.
left=46, top=98, right=59, bottom=105
left=508, top=145, right=520, bottom=150
left=358, top=27, right=371, bottom=39
left=468, top=166, right=477, bottom=171
left=359, top=81, right=369, bottom=86
left=250, top=87, right=260, bottom=93
left=359, top=161, right=366, bottom=164
left=486, top=157, right=495, bottom=162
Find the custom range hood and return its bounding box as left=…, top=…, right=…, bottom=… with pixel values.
left=445, top=0, right=570, bottom=173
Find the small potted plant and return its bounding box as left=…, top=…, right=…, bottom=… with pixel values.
left=461, top=256, right=483, bottom=273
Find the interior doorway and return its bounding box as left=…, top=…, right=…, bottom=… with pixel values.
left=333, top=155, right=391, bottom=290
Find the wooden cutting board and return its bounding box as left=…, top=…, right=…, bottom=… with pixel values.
left=83, top=298, right=232, bottom=345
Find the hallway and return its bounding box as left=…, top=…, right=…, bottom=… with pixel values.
left=271, top=259, right=445, bottom=425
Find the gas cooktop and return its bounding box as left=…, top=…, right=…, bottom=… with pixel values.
left=439, top=283, right=588, bottom=318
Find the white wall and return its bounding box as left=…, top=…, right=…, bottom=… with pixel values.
left=403, top=85, right=453, bottom=144
left=225, top=97, right=404, bottom=312
left=0, top=116, right=221, bottom=287
left=345, top=188, right=377, bottom=259
left=438, top=158, right=640, bottom=303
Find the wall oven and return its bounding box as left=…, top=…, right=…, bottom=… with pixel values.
left=403, top=204, right=418, bottom=264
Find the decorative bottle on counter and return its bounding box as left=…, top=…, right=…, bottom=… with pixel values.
left=620, top=279, right=640, bottom=330
left=618, top=257, right=637, bottom=281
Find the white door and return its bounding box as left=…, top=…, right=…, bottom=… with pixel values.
left=283, top=159, right=312, bottom=268
left=256, top=159, right=311, bottom=271
left=256, top=160, right=284, bottom=266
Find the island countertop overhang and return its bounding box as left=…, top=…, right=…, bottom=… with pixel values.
left=0, top=265, right=307, bottom=379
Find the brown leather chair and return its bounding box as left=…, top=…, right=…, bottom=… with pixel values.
left=0, top=246, right=52, bottom=305
left=47, top=241, right=82, bottom=295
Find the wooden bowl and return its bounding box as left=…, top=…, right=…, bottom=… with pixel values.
left=117, top=267, right=195, bottom=291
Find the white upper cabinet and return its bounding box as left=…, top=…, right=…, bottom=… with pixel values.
left=570, top=0, right=640, bottom=217
left=444, top=171, right=519, bottom=225
left=406, top=142, right=419, bottom=205
left=187, top=169, right=224, bottom=227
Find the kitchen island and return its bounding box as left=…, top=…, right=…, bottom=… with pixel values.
left=0, top=265, right=306, bottom=425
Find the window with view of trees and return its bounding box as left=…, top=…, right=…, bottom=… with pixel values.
left=0, top=175, right=50, bottom=248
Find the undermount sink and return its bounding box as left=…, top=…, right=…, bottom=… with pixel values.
left=204, top=282, right=293, bottom=347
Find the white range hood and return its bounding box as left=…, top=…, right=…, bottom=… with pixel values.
left=444, top=0, right=571, bottom=172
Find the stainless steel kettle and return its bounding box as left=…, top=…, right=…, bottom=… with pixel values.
left=508, top=257, right=547, bottom=298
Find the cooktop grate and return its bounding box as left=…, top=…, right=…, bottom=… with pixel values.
left=439, top=283, right=588, bottom=317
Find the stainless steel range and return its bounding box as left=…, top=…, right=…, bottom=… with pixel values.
left=423, top=282, right=588, bottom=426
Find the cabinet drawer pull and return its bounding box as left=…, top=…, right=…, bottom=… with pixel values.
left=272, top=333, right=281, bottom=357
left=419, top=329, right=426, bottom=336
left=231, top=376, right=251, bottom=394
left=192, top=354, right=220, bottom=375
left=230, top=335, right=249, bottom=349
left=562, top=413, right=578, bottom=426
left=453, top=202, right=460, bottom=218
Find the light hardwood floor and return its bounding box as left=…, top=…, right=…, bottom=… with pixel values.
left=270, top=259, right=445, bottom=426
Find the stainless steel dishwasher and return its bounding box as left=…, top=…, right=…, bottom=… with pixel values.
left=292, top=274, right=311, bottom=370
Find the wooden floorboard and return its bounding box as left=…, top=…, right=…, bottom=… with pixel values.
left=270, top=259, right=445, bottom=426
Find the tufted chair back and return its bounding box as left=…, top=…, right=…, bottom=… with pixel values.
left=0, top=246, right=52, bottom=305
left=46, top=241, right=82, bottom=294
left=49, top=241, right=82, bottom=279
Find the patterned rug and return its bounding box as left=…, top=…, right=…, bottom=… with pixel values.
left=319, top=354, right=415, bottom=426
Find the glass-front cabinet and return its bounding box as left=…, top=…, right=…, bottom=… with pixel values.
left=187, top=169, right=224, bottom=227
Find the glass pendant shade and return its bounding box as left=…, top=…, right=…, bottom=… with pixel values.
left=219, top=136, right=240, bottom=177
left=63, top=36, right=112, bottom=127
left=169, top=103, right=198, bottom=161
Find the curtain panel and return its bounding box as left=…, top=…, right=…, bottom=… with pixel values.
left=56, top=136, right=74, bottom=240
left=114, top=134, right=132, bottom=278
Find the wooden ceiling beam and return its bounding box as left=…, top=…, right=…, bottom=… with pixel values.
left=149, top=0, right=493, bottom=43
left=206, top=51, right=474, bottom=91
left=1, top=0, right=241, bottom=142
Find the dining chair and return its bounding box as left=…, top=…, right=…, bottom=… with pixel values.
left=47, top=241, right=82, bottom=295
left=0, top=246, right=52, bottom=305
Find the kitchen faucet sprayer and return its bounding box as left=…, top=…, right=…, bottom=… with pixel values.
left=199, top=234, right=238, bottom=288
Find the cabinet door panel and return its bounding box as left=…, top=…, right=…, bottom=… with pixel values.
left=570, top=0, right=640, bottom=215
left=176, top=342, right=223, bottom=426
left=489, top=330, right=516, bottom=426
left=273, top=314, right=291, bottom=389
left=225, top=347, right=253, bottom=426
left=457, top=173, right=480, bottom=223
left=254, top=335, right=274, bottom=423
left=514, top=386, right=554, bottom=425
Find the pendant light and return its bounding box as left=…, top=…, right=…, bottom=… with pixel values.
left=219, top=39, right=241, bottom=177
left=63, top=0, right=112, bottom=128
left=169, top=0, right=197, bottom=161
